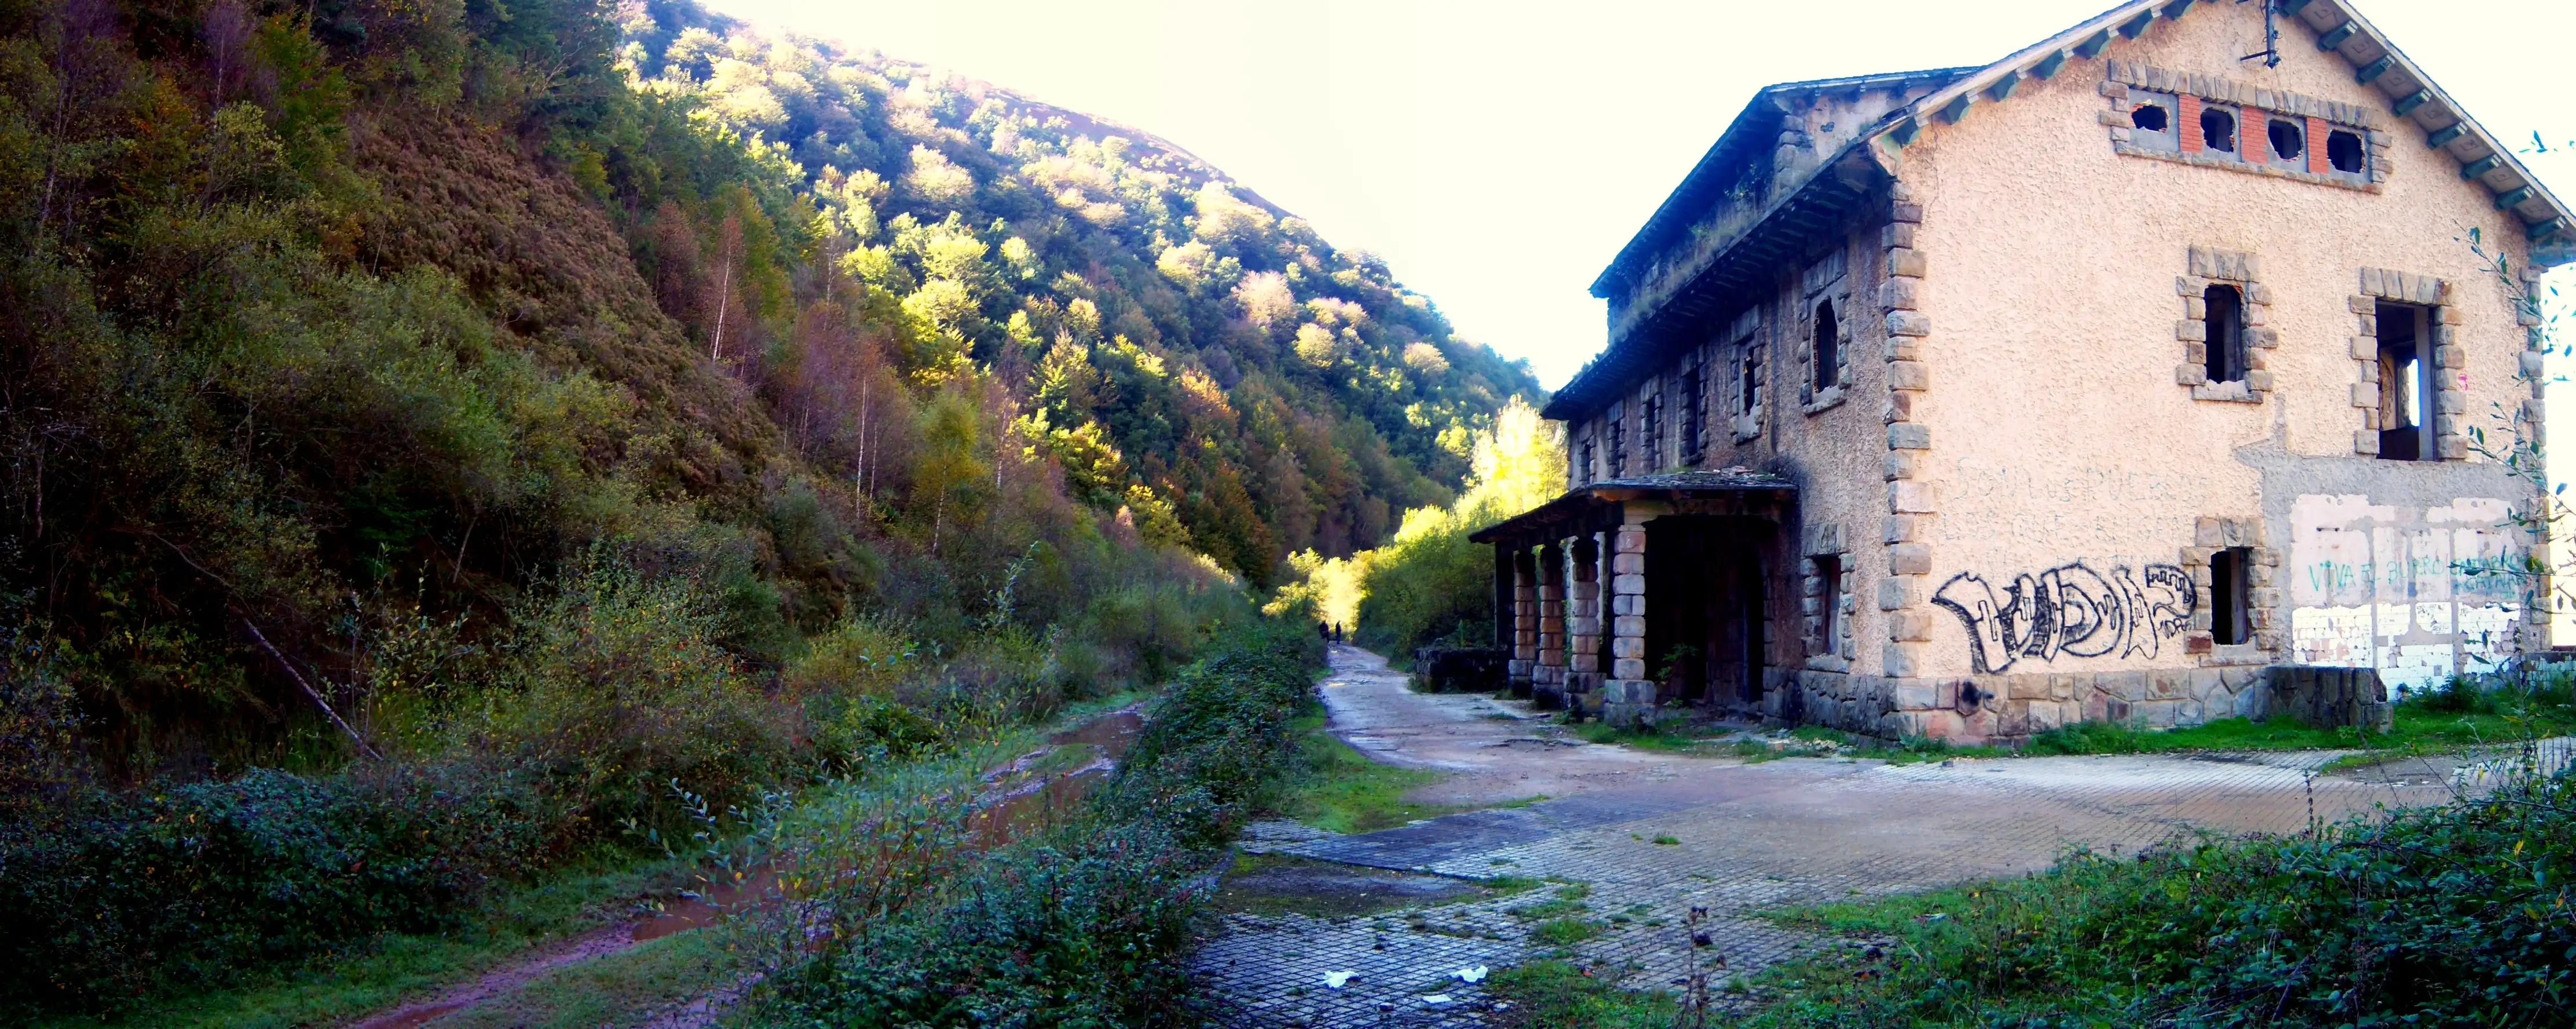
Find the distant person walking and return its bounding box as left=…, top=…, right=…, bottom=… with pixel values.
left=1318, top=621, right=1332, bottom=645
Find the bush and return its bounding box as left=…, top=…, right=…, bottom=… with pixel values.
left=764, top=822, right=1209, bottom=1028
left=756, top=620, right=1323, bottom=1027
left=1751, top=762, right=2576, bottom=1027
left=0, top=762, right=564, bottom=1013
left=471, top=556, right=793, bottom=829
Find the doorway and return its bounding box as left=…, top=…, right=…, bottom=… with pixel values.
left=1646, top=517, right=1773, bottom=713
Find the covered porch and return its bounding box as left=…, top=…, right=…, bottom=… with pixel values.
left=1471, top=472, right=1798, bottom=727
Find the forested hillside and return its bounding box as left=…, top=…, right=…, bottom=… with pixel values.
left=0, top=0, right=1539, bottom=779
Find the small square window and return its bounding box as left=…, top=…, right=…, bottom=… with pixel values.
left=2198, top=107, right=2238, bottom=156
left=2266, top=118, right=2304, bottom=169
left=2128, top=92, right=2179, bottom=152
left=2326, top=129, right=2368, bottom=177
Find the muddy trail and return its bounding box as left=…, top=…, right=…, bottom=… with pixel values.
left=349, top=703, right=1149, bottom=1029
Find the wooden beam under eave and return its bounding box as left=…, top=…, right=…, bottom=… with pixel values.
left=1986, top=72, right=2021, bottom=103
left=2073, top=30, right=2114, bottom=59
left=2030, top=51, right=2068, bottom=80
left=2118, top=10, right=2156, bottom=38
left=1937, top=94, right=1972, bottom=125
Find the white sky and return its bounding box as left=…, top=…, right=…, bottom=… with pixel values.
left=712, top=0, right=2571, bottom=391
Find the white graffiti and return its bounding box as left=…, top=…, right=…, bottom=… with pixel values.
left=1930, top=563, right=2197, bottom=674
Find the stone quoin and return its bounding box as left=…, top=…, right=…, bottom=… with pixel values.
left=1472, top=0, right=2570, bottom=740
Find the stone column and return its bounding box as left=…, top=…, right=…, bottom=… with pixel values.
left=1535, top=543, right=1567, bottom=709
left=1566, top=535, right=1604, bottom=717
left=1602, top=519, right=1656, bottom=727
left=1509, top=548, right=1536, bottom=697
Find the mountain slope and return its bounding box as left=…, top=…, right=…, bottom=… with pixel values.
left=0, top=0, right=1535, bottom=773
left=616, top=0, right=1545, bottom=571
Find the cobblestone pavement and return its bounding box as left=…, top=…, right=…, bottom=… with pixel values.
left=1191, top=646, right=2562, bottom=1028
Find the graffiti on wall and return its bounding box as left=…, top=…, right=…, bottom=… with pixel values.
left=1930, top=563, right=2197, bottom=674
left=2287, top=494, right=2522, bottom=691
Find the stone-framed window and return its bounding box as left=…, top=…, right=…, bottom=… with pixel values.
left=2174, top=246, right=2275, bottom=403
left=1576, top=435, right=1596, bottom=486
left=1799, top=249, right=1850, bottom=414
left=2100, top=62, right=2385, bottom=193
left=1725, top=307, right=1763, bottom=442
left=2348, top=269, right=2463, bottom=460
left=1803, top=524, right=1853, bottom=671
left=2183, top=516, right=2278, bottom=662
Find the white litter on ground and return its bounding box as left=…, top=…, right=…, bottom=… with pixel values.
left=1322, top=970, right=1356, bottom=988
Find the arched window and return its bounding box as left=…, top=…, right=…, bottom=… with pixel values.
left=2203, top=284, right=2245, bottom=384
left=1812, top=300, right=1840, bottom=393
left=2200, top=108, right=2237, bottom=155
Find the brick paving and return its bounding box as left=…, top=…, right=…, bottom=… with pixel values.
left=1191, top=646, right=2567, bottom=1028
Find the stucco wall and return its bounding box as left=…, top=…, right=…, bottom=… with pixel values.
left=1894, top=2, right=2537, bottom=690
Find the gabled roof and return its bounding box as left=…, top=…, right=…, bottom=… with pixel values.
left=1585, top=67, right=1974, bottom=301
left=1556, top=0, right=2574, bottom=423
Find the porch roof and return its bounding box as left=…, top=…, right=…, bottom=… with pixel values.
left=1469, top=470, right=1798, bottom=548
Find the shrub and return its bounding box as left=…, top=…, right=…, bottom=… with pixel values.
left=471, top=556, right=793, bottom=829
left=756, top=619, right=1323, bottom=1027
left=1752, top=763, right=2576, bottom=1026
left=764, top=822, right=1209, bottom=1028
left=0, top=761, right=564, bottom=1013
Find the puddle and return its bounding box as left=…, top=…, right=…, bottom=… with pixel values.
left=1215, top=853, right=1494, bottom=918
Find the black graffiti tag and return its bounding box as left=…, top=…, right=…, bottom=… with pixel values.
left=1930, top=563, right=2197, bottom=674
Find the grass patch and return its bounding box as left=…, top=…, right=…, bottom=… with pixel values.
left=1712, top=765, right=2576, bottom=1026
left=1573, top=720, right=1740, bottom=753
left=1487, top=959, right=1679, bottom=1028
left=435, top=929, right=747, bottom=1029
left=1527, top=917, right=1607, bottom=946
left=28, top=855, right=698, bottom=1029
left=1507, top=882, right=1592, bottom=921
left=1277, top=714, right=1468, bottom=833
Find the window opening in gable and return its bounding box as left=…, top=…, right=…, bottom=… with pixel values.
left=1812, top=300, right=1840, bottom=393
left=2375, top=302, right=2434, bottom=462
left=2200, top=107, right=2237, bottom=155
left=2132, top=102, right=2169, bottom=133
left=2204, top=283, right=2246, bottom=384
left=2211, top=547, right=2252, bottom=646
left=2267, top=119, right=2303, bottom=163
left=2326, top=130, right=2365, bottom=174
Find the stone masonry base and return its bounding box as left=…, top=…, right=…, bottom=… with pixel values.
left=1769, top=666, right=2278, bottom=744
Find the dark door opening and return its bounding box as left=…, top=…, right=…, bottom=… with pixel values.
left=1646, top=517, right=1773, bottom=714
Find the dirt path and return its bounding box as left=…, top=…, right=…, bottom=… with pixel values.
left=343, top=701, right=1150, bottom=1028
left=1317, top=644, right=1750, bottom=806
left=1201, top=645, right=2542, bottom=1028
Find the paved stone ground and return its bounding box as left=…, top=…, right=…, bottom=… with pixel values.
left=1191, top=646, right=2566, bottom=1028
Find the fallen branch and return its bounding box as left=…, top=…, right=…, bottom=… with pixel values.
left=245, top=619, right=383, bottom=762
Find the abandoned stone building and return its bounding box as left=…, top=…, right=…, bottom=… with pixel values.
left=1474, top=0, right=2571, bottom=740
